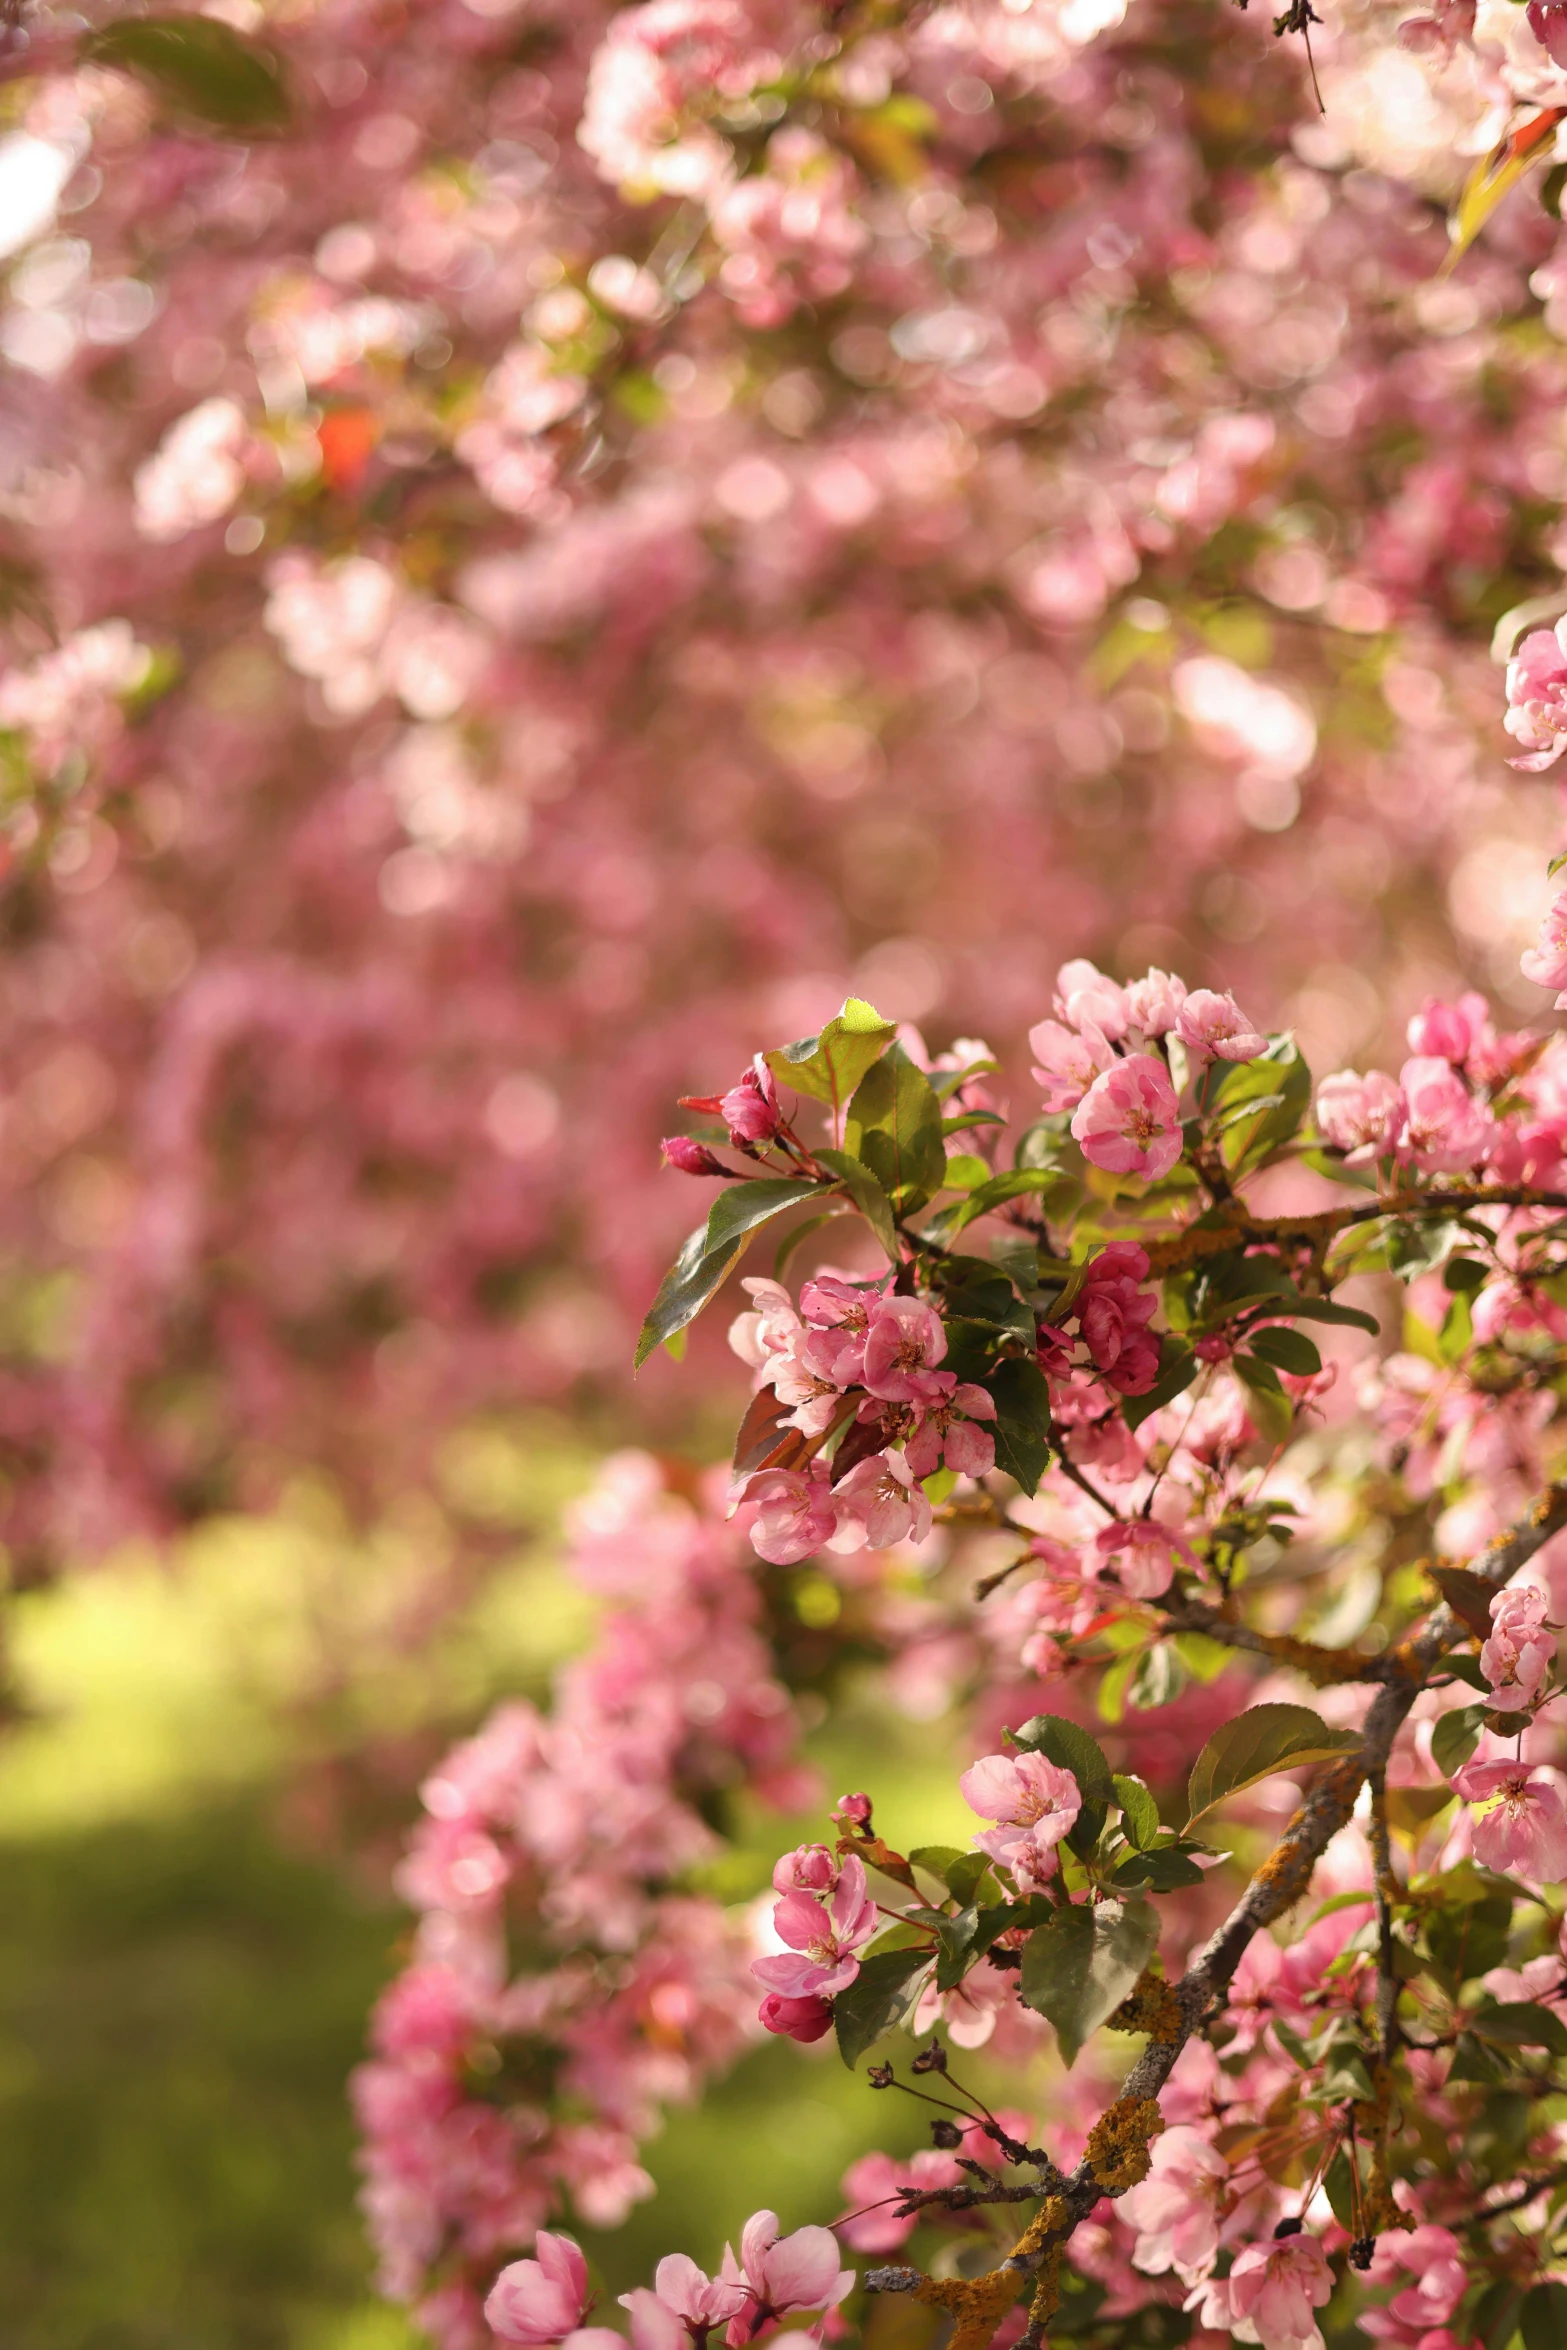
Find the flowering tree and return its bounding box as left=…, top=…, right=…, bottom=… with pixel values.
left=5, top=0, right=1567, bottom=1574
left=368, top=935, right=1567, bottom=2349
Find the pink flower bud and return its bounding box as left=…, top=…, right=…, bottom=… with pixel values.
left=757, top=1990, right=835, bottom=2041
left=662, top=1135, right=728, bottom=1175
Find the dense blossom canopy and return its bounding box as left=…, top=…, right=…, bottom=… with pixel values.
left=15, top=3, right=1567, bottom=2350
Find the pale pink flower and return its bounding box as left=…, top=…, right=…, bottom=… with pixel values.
left=1095, top=1519, right=1191, bottom=1599
left=1175, top=989, right=1267, bottom=1064
left=728, top=1277, right=802, bottom=1372
left=485, top=2232, right=593, bottom=2344
left=1120, top=2124, right=1230, bottom=2282
left=1521, top=888, right=1567, bottom=1003
left=1188, top=2232, right=1332, bottom=2350
left=1504, top=621, right=1567, bottom=770
left=861, top=1296, right=949, bottom=1402
left=959, top=1751, right=1081, bottom=1874
left=133, top=396, right=250, bottom=541
left=765, top=1327, right=853, bottom=1436
left=1396, top=1057, right=1494, bottom=1174
left=1055, top=959, right=1131, bottom=1040
left=721, top=2211, right=855, bottom=2340
left=1125, top=969, right=1188, bottom=1037
left=903, top=1382, right=996, bottom=1479
left=1029, top=1016, right=1115, bottom=1112
left=771, top=1843, right=839, bottom=1895
left=1480, top=1583, right=1555, bottom=1712
left=1359, top=2224, right=1467, bottom=2345
left=752, top=1854, right=878, bottom=1998
left=1315, top=1068, right=1403, bottom=1162
left=831, top=1448, right=934, bottom=1549
left=1071, top=1056, right=1184, bottom=1181
left=1454, top=1760, right=1567, bottom=1877
left=736, top=1465, right=838, bottom=1565
left=632, top=2253, right=751, bottom=2339
left=618, top=2292, right=688, bottom=2350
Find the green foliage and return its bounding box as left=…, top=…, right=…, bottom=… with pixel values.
left=813, top=1149, right=898, bottom=1261
left=635, top=1180, right=822, bottom=1366
left=763, top=999, right=896, bottom=1118
left=1431, top=1703, right=1487, bottom=1779
left=1184, top=1704, right=1360, bottom=1828
left=83, top=17, right=291, bottom=133
left=1210, top=1037, right=1311, bottom=1177
left=834, top=1947, right=930, bottom=2069
left=984, top=1358, right=1054, bottom=1497
left=1011, top=1714, right=1113, bottom=1857
left=1019, top=1898, right=1158, bottom=2066
left=844, top=1047, right=946, bottom=1213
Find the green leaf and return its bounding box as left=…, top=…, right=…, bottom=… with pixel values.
left=1522, top=2283, right=1567, bottom=2350
left=1282, top=1294, right=1382, bottom=1336
left=765, top=998, right=896, bottom=1120
left=1470, top=2000, right=1567, bottom=2057
left=774, top=1209, right=840, bottom=1279
left=834, top=1946, right=931, bottom=2068
left=928, top=1167, right=1059, bottom=1240
left=813, top=1148, right=898, bottom=1263
left=1019, top=1898, right=1159, bottom=2065
left=1247, top=1326, right=1323, bottom=1377
left=1323, top=2148, right=1357, bottom=2228
left=1111, top=1847, right=1205, bottom=1891
left=941, top=1108, right=1007, bottom=1136
left=1185, top=1704, right=1361, bottom=1829
left=1213, top=1037, right=1312, bottom=1176
left=84, top=16, right=291, bottom=132
left=984, top=1358, right=1054, bottom=1497
left=1317, top=2046, right=1377, bottom=2103
left=1431, top=1702, right=1488, bottom=1780
left=634, top=1179, right=822, bottom=1366
left=845, top=1046, right=946, bottom=1212
left=1232, top=1353, right=1296, bottom=1448
left=1112, top=1774, right=1159, bottom=1850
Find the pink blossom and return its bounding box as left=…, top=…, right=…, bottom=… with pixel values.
left=831, top=1448, right=934, bottom=1548
left=861, top=1297, right=949, bottom=1402
left=752, top=1854, right=878, bottom=1998
left=1407, top=994, right=1488, bottom=1063
left=485, top=2233, right=593, bottom=2345
left=1359, top=2225, right=1467, bottom=2346
left=736, top=1466, right=838, bottom=1565
left=1125, top=969, right=1188, bottom=1037
left=1504, top=621, right=1567, bottom=770
left=721, top=2211, right=854, bottom=2339
left=719, top=1059, right=781, bottom=1145
left=838, top=2148, right=964, bottom=2253
left=1189, top=2232, right=1333, bottom=2350
left=1176, top=989, right=1268, bottom=1064
left=1315, top=1069, right=1404, bottom=1162
left=764, top=1327, right=855, bottom=1437
left=771, top=1843, right=839, bottom=1895
left=959, top=1750, right=1081, bottom=1875
left=1076, top=1242, right=1160, bottom=1395
left=757, top=1990, right=835, bottom=2042
left=1521, top=889, right=1567, bottom=1002
left=1396, top=1057, right=1494, bottom=1174
left=1055, top=959, right=1131, bottom=1041
left=1071, top=1057, right=1184, bottom=1182
left=728, top=1278, right=802, bottom=1372
left=1029, top=1017, right=1115, bottom=1113
left=1120, top=2125, right=1230, bottom=2283
left=1453, top=1761, right=1567, bottom=1877
left=634, top=2254, right=751, bottom=2339
left=664, top=1137, right=729, bottom=1176
left=1480, top=1583, right=1555, bottom=1712
left=903, top=1382, right=997, bottom=1479
left=1095, top=1519, right=1190, bottom=1600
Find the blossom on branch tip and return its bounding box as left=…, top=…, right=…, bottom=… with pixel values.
left=485, top=2233, right=594, bottom=2345
left=831, top=1448, right=933, bottom=1549
left=720, top=2211, right=854, bottom=2340
left=1029, top=1017, right=1115, bottom=1113
left=1094, top=1518, right=1193, bottom=1600
left=1396, top=1057, right=1494, bottom=1174
left=1480, top=1582, right=1555, bottom=1712
left=1175, top=989, right=1267, bottom=1064
left=752, top=1854, right=877, bottom=1999
left=1186, top=2231, right=1333, bottom=2350
left=1070, top=1056, right=1184, bottom=1181
left=757, top=1990, right=835, bottom=2043
left=1315, top=1069, right=1404, bottom=1162
left=1120, top=2124, right=1230, bottom=2283
left=959, top=1750, right=1081, bottom=1877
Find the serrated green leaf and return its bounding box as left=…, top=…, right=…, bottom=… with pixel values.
left=634, top=1178, right=822, bottom=1367
left=1112, top=1774, right=1159, bottom=1850
left=1185, top=1704, right=1361, bottom=1828
left=1019, top=1899, right=1159, bottom=2066
left=834, top=1946, right=932, bottom=2068
left=813, top=1147, right=898, bottom=1263
left=764, top=998, right=896, bottom=1119
left=1431, top=1702, right=1487, bottom=1780
left=985, top=1357, right=1053, bottom=1497
left=84, top=16, right=291, bottom=131
left=846, top=1045, right=946, bottom=1212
